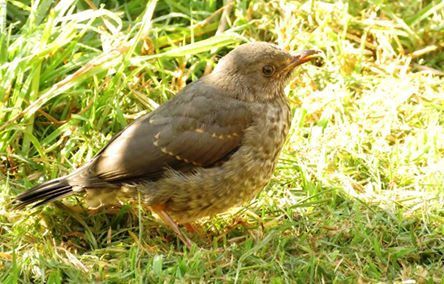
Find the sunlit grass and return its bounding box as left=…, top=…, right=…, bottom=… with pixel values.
left=1, top=0, right=443, bottom=282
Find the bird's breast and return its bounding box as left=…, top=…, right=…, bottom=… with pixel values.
left=245, top=99, right=291, bottom=162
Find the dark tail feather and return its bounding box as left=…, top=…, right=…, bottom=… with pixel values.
left=13, top=177, right=74, bottom=209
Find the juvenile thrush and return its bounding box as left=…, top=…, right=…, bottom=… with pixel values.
left=14, top=42, right=320, bottom=247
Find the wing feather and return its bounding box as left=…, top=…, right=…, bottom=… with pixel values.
left=89, top=81, right=252, bottom=183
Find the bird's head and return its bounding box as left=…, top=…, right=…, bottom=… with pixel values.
left=211, top=42, right=320, bottom=102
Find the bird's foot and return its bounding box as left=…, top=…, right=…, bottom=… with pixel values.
left=151, top=205, right=193, bottom=249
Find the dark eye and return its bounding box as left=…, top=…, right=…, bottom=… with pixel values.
left=262, top=64, right=275, bottom=77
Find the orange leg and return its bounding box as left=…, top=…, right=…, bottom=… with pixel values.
left=184, top=223, right=197, bottom=233
left=151, top=205, right=193, bottom=249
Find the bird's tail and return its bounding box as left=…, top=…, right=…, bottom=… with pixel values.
left=13, top=177, right=74, bottom=209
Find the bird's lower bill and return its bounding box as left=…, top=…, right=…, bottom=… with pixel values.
left=281, top=50, right=321, bottom=76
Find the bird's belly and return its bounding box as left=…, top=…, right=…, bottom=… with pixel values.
left=83, top=140, right=282, bottom=223
left=160, top=155, right=278, bottom=224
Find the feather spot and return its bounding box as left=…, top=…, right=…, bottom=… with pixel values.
left=158, top=146, right=201, bottom=165
left=211, top=132, right=239, bottom=140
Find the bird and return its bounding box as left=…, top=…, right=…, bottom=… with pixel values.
left=14, top=42, right=320, bottom=247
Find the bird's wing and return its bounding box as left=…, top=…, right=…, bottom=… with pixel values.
left=88, top=82, right=252, bottom=183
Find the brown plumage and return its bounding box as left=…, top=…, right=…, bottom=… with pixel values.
left=14, top=42, right=320, bottom=247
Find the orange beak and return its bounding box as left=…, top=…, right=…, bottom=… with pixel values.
left=281, top=50, right=321, bottom=75
left=290, top=50, right=321, bottom=67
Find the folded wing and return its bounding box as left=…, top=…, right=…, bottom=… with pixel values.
left=89, top=82, right=252, bottom=184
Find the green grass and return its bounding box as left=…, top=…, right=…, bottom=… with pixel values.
left=1, top=0, right=443, bottom=282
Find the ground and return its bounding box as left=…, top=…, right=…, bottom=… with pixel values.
left=0, top=0, right=443, bottom=282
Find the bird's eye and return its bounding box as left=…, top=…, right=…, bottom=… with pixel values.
left=262, top=64, right=275, bottom=77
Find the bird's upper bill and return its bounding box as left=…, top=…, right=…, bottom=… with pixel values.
left=282, top=50, right=321, bottom=74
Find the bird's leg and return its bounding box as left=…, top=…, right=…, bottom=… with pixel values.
left=151, top=205, right=193, bottom=249
left=184, top=223, right=197, bottom=233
